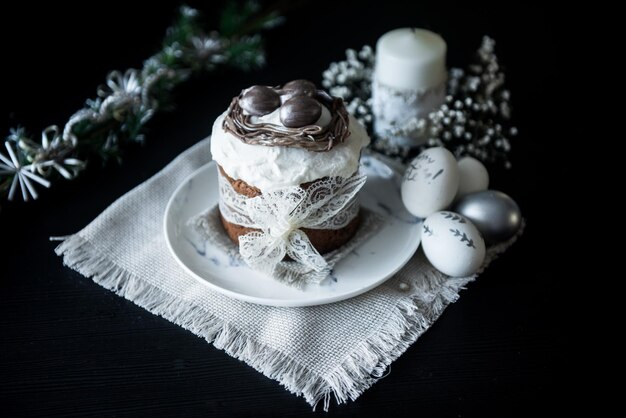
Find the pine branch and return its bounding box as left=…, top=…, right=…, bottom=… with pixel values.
left=1, top=1, right=283, bottom=204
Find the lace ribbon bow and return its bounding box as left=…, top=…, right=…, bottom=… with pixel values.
left=218, top=172, right=366, bottom=277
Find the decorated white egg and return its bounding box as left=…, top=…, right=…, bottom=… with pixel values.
left=401, top=147, right=459, bottom=218
left=456, top=156, right=489, bottom=198
left=421, top=211, right=486, bottom=277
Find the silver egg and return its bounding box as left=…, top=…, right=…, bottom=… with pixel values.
left=453, top=190, right=522, bottom=245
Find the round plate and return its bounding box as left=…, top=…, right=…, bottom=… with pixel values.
left=164, top=157, right=421, bottom=307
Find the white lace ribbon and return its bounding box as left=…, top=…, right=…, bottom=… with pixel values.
left=218, top=171, right=366, bottom=277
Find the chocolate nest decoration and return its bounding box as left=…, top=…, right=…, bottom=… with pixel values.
left=223, top=89, right=351, bottom=152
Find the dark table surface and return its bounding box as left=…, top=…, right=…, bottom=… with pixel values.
left=2, top=1, right=562, bottom=416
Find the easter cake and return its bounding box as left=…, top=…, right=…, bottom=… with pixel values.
left=210, top=80, right=370, bottom=255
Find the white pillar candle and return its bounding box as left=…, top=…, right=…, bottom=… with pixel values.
left=372, top=28, right=447, bottom=148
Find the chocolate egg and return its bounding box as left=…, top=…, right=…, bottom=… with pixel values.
left=280, top=96, right=322, bottom=128
left=280, top=79, right=317, bottom=103
left=239, top=85, right=280, bottom=116
left=283, top=79, right=316, bottom=95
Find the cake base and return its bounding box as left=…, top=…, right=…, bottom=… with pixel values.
left=219, top=211, right=361, bottom=255
left=217, top=165, right=361, bottom=254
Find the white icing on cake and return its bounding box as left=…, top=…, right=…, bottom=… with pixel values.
left=210, top=112, right=370, bottom=192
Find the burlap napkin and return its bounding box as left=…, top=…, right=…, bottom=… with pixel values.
left=55, top=138, right=518, bottom=410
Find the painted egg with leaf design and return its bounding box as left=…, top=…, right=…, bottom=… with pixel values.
left=401, top=147, right=459, bottom=218
left=421, top=211, right=486, bottom=277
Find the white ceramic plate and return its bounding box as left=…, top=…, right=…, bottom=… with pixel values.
left=164, top=157, right=421, bottom=307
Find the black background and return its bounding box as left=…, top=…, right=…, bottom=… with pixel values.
left=2, top=1, right=563, bottom=417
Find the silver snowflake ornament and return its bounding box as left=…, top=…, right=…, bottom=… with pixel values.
left=0, top=142, right=50, bottom=201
